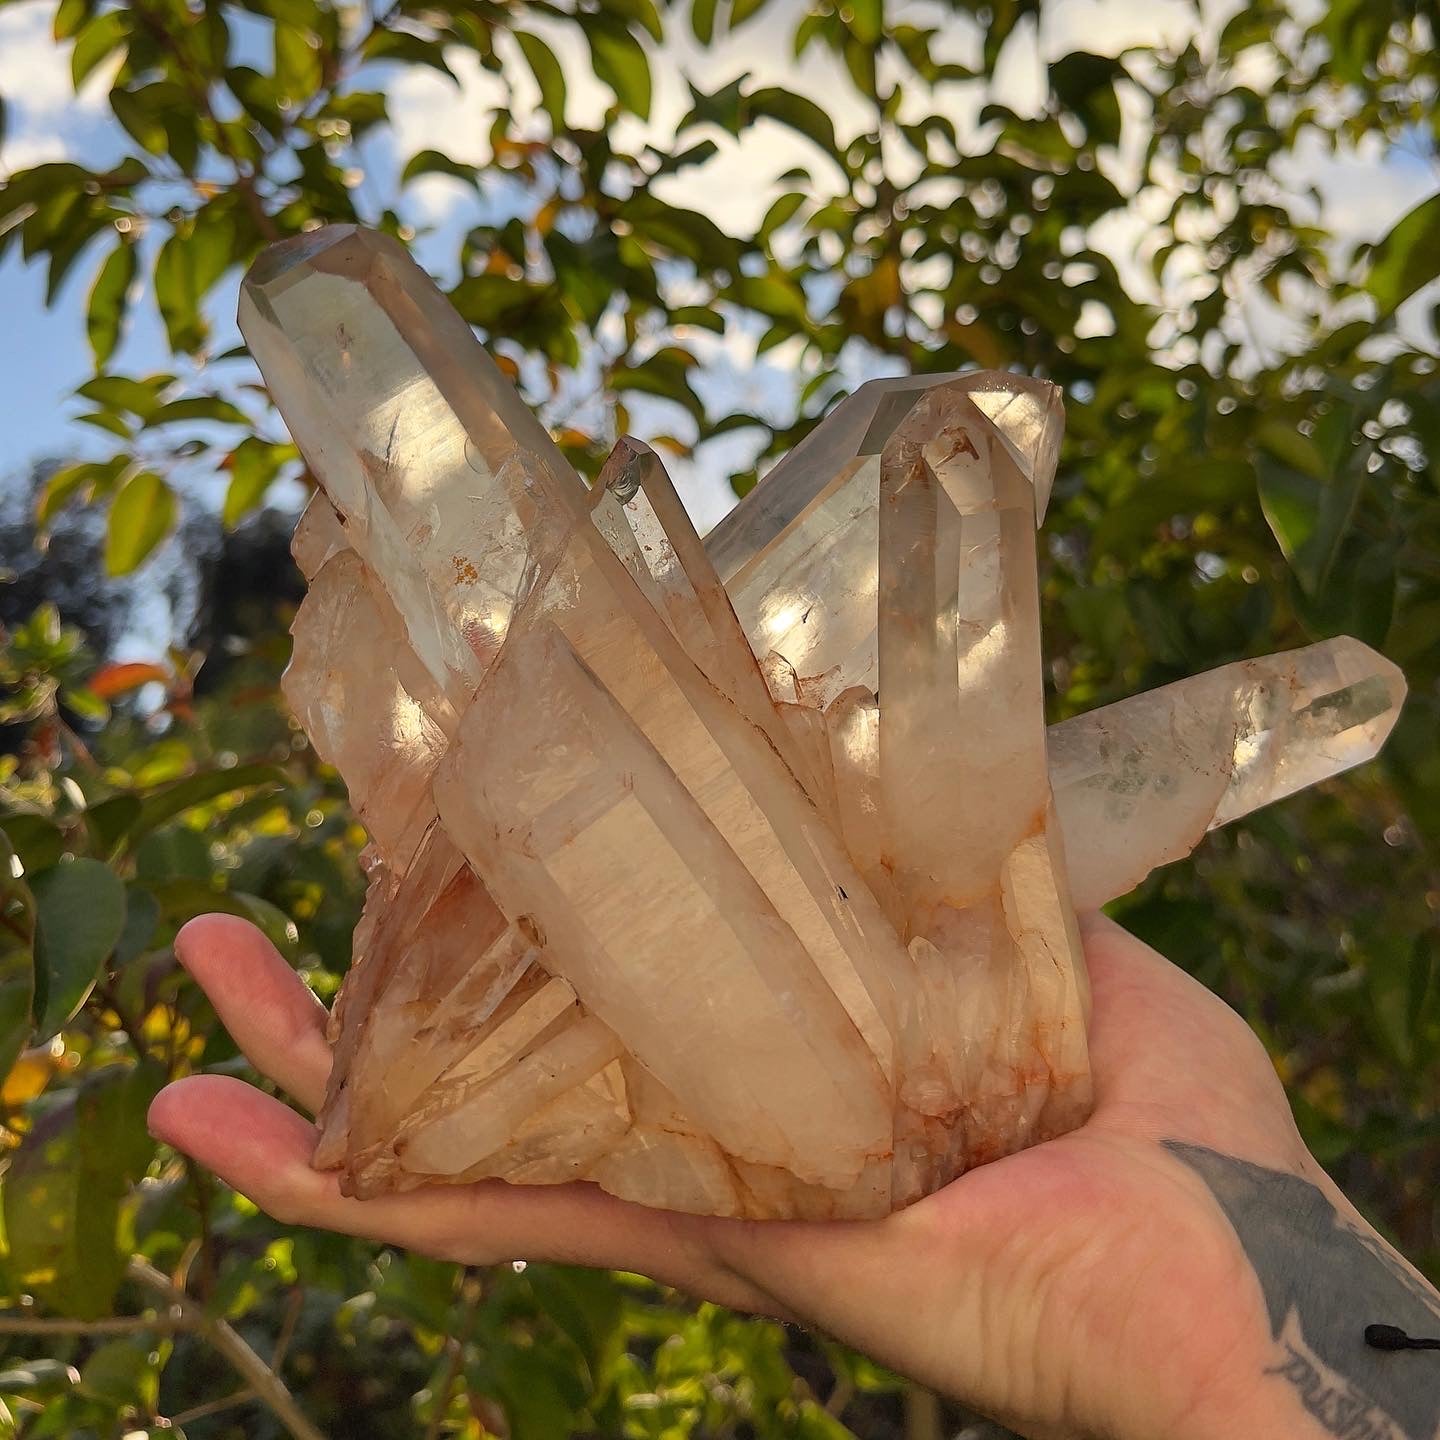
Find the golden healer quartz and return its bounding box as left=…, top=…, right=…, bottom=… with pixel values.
left=241, top=226, right=1406, bottom=1219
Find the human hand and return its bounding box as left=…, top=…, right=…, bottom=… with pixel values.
left=149, top=913, right=1440, bottom=1440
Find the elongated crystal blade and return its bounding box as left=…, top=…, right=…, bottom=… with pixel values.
left=434, top=509, right=904, bottom=1194
left=875, top=380, right=1090, bottom=1187
left=1048, top=637, right=1407, bottom=909
left=591, top=437, right=827, bottom=803
left=707, top=372, right=1063, bottom=709
left=240, top=226, right=587, bottom=709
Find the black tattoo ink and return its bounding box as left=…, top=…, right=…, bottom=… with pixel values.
left=1164, top=1140, right=1440, bottom=1440
left=1367, top=1324, right=1440, bottom=1352
left=1266, top=1344, right=1403, bottom=1439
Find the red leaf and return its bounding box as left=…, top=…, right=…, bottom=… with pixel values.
left=88, top=662, right=169, bottom=700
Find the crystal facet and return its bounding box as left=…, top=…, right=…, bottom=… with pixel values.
left=242, top=225, right=1406, bottom=1219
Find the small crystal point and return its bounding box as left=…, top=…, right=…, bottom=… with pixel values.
left=246, top=226, right=1403, bottom=1220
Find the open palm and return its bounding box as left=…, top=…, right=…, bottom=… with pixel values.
left=150, top=911, right=1357, bottom=1440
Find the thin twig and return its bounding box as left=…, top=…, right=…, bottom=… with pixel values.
left=184, top=1158, right=217, bottom=1302
left=130, top=1, right=280, bottom=242
left=903, top=1384, right=942, bottom=1440
left=272, top=1287, right=304, bottom=1369
left=55, top=718, right=100, bottom=773
left=127, top=1258, right=327, bottom=1440
left=422, top=1271, right=483, bottom=1440
left=824, top=1375, right=854, bottom=1418
left=0, top=1312, right=187, bottom=1336
left=170, top=1387, right=258, bottom=1426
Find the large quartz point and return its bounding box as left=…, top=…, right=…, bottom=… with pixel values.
left=242, top=226, right=1406, bottom=1220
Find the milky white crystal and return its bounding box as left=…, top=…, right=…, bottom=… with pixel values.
left=242, top=226, right=1405, bottom=1219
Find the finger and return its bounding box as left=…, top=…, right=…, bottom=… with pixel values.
left=148, top=1075, right=775, bottom=1314
left=176, top=914, right=332, bottom=1113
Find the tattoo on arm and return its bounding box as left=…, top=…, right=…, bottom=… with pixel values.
left=1164, top=1140, right=1440, bottom=1440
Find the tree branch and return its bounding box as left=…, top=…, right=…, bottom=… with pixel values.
left=127, top=1258, right=327, bottom=1440
left=903, top=1384, right=941, bottom=1440
left=421, top=1270, right=482, bottom=1440
left=170, top=1387, right=258, bottom=1427
left=130, top=1, right=280, bottom=243
left=0, top=1312, right=187, bottom=1336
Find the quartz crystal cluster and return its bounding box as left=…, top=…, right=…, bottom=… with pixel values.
left=240, top=226, right=1406, bottom=1220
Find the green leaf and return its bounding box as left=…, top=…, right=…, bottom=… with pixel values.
left=145, top=395, right=250, bottom=427
left=759, top=191, right=805, bottom=240
left=1049, top=52, right=1125, bottom=147
left=105, top=470, right=175, bottom=576
left=223, top=436, right=294, bottom=527
left=275, top=21, right=323, bottom=98
left=603, top=0, right=664, bottom=41
left=515, top=31, right=566, bottom=131
left=53, top=0, right=94, bottom=41
left=30, top=859, right=126, bottom=1040
left=1127, top=579, right=1191, bottom=665
left=85, top=239, right=135, bottom=369
left=109, top=85, right=168, bottom=155
left=1256, top=420, right=1325, bottom=478
left=114, top=885, right=160, bottom=967
left=36, top=455, right=130, bottom=525
left=361, top=27, right=457, bottom=78
left=1293, top=533, right=1397, bottom=648
left=153, top=202, right=237, bottom=353
left=78, top=1339, right=158, bottom=1410
left=3, top=1063, right=161, bottom=1320
left=133, top=762, right=288, bottom=837
left=731, top=272, right=809, bottom=324
left=1256, top=444, right=1364, bottom=599
left=653, top=139, right=719, bottom=175
left=690, top=0, right=718, bottom=43
left=236, top=892, right=299, bottom=955
left=748, top=88, right=838, bottom=156
left=611, top=348, right=706, bottom=422
left=76, top=372, right=173, bottom=419
left=76, top=409, right=133, bottom=439
left=588, top=23, right=651, bottom=119
left=0, top=1358, right=77, bottom=1396
left=526, top=1267, right=622, bottom=1374
left=135, top=827, right=212, bottom=884
left=1367, top=193, right=1440, bottom=316
left=401, top=149, right=479, bottom=185
left=669, top=304, right=724, bottom=332
left=846, top=0, right=882, bottom=45
left=70, top=8, right=128, bottom=88
left=0, top=162, right=88, bottom=233
left=0, top=832, right=36, bottom=1080
left=321, top=87, right=387, bottom=137
left=84, top=795, right=141, bottom=855
left=0, top=814, right=67, bottom=873
left=35, top=463, right=98, bottom=524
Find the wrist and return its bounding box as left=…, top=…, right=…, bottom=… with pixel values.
left=1154, top=1139, right=1440, bottom=1440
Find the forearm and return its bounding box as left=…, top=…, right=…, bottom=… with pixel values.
left=1165, top=1140, right=1440, bottom=1440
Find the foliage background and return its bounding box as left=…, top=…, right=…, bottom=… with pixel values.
left=0, top=0, right=1438, bottom=1435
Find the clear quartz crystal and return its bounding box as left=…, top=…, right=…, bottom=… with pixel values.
left=247, top=225, right=1407, bottom=1220
left=1047, top=635, right=1408, bottom=910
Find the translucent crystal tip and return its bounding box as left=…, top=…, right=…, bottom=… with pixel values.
left=241, top=223, right=368, bottom=298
